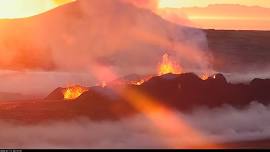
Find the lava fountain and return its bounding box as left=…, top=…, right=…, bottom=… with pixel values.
left=62, top=85, right=88, bottom=100
left=158, top=53, right=183, bottom=76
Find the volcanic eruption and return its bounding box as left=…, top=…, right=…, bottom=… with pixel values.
left=158, top=53, right=183, bottom=76
left=0, top=0, right=270, bottom=149
left=62, top=85, right=88, bottom=100
left=157, top=53, right=214, bottom=80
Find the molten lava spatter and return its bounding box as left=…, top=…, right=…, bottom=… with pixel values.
left=63, top=85, right=88, bottom=100
left=132, top=80, right=145, bottom=86
left=158, top=53, right=182, bottom=76
left=200, top=71, right=217, bottom=80
left=200, top=73, right=210, bottom=80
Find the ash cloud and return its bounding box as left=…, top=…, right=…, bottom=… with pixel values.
left=1, top=102, right=270, bottom=148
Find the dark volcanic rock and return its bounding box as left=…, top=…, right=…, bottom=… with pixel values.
left=75, top=88, right=137, bottom=120
left=45, top=87, right=65, bottom=100
left=250, top=78, right=270, bottom=104
left=46, top=73, right=270, bottom=114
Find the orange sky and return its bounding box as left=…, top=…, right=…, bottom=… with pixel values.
left=0, top=0, right=269, bottom=30
left=158, top=0, right=270, bottom=8
left=157, top=0, right=270, bottom=30
left=177, top=4, right=270, bottom=30
left=0, top=0, right=74, bottom=18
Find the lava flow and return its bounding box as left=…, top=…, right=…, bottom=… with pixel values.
left=158, top=53, right=183, bottom=76
left=62, top=85, right=88, bottom=100
left=200, top=73, right=211, bottom=80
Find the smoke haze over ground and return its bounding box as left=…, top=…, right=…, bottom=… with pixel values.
left=0, top=0, right=212, bottom=95
left=0, top=1, right=268, bottom=97
left=1, top=1, right=269, bottom=96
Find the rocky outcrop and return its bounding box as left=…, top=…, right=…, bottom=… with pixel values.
left=46, top=73, right=270, bottom=112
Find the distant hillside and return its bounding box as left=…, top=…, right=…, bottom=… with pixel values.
left=205, top=30, right=270, bottom=73
left=0, top=92, right=34, bottom=101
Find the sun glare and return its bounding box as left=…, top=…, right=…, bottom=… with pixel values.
left=0, top=0, right=75, bottom=19
left=158, top=0, right=183, bottom=8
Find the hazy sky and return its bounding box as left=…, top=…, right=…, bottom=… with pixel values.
left=157, top=0, right=270, bottom=30
left=0, top=0, right=74, bottom=18
left=159, top=0, right=270, bottom=8
left=0, top=0, right=269, bottom=29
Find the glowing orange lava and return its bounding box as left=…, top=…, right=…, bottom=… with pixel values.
left=200, top=73, right=211, bottom=80
left=158, top=53, right=182, bottom=76
left=132, top=80, right=145, bottom=86
left=63, top=85, right=88, bottom=100
left=200, top=72, right=217, bottom=80
left=101, top=81, right=107, bottom=88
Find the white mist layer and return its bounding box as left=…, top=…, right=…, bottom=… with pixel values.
left=0, top=102, right=270, bottom=148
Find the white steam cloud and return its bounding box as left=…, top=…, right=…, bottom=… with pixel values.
left=0, top=0, right=212, bottom=95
